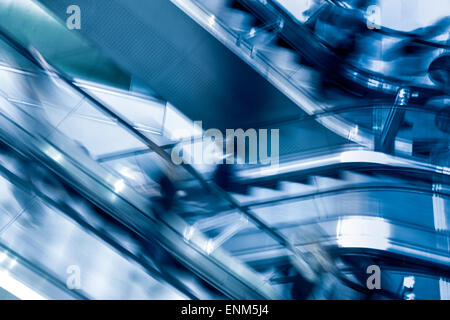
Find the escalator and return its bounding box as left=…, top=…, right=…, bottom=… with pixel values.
left=0, top=30, right=290, bottom=299
left=0, top=240, right=86, bottom=299
left=34, top=0, right=349, bottom=158
left=177, top=145, right=450, bottom=298
left=0, top=27, right=448, bottom=299
left=170, top=0, right=449, bottom=154
left=34, top=0, right=449, bottom=162
left=0, top=142, right=196, bottom=299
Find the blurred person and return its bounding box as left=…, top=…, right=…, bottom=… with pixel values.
left=156, top=172, right=177, bottom=211
left=213, top=163, right=235, bottom=192
left=212, top=137, right=246, bottom=193
left=135, top=150, right=181, bottom=216
left=383, top=16, right=450, bottom=77
left=308, top=1, right=374, bottom=95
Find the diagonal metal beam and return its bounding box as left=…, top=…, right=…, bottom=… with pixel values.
left=376, top=88, right=411, bottom=153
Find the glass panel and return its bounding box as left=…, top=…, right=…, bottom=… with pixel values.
left=0, top=175, right=185, bottom=299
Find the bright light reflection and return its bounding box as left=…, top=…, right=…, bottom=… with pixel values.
left=113, top=179, right=125, bottom=193
left=205, top=240, right=214, bottom=255
left=336, top=217, right=391, bottom=250
left=183, top=226, right=195, bottom=242
left=208, top=15, right=216, bottom=26
left=0, top=271, right=47, bottom=300
left=118, top=166, right=138, bottom=181
left=45, top=147, right=63, bottom=163
left=403, top=276, right=415, bottom=289
left=348, top=125, right=359, bottom=140
left=9, top=259, right=17, bottom=269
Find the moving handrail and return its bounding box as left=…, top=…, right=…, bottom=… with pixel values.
left=237, top=147, right=450, bottom=186
left=0, top=241, right=89, bottom=299
left=249, top=0, right=449, bottom=89
left=227, top=214, right=450, bottom=275
left=327, top=0, right=450, bottom=49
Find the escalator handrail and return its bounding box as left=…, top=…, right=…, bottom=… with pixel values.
left=240, top=0, right=448, bottom=94
left=237, top=147, right=450, bottom=185
left=326, top=0, right=450, bottom=49
left=0, top=242, right=89, bottom=300
left=228, top=214, right=450, bottom=273
left=226, top=182, right=450, bottom=211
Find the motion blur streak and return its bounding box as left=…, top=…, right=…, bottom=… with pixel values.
left=0, top=0, right=448, bottom=300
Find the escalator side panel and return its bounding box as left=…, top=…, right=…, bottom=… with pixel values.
left=36, top=0, right=346, bottom=152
